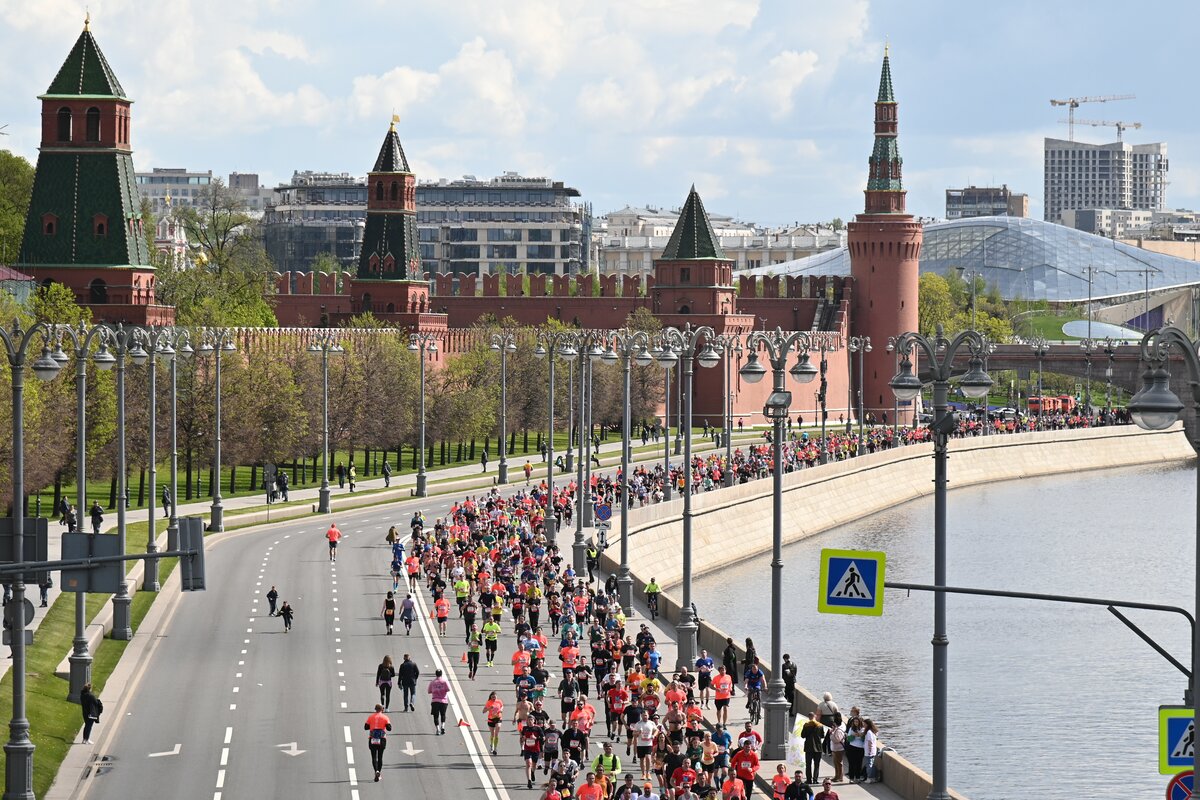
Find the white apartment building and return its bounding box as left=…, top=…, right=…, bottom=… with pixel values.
left=135, top=167, right=212, bottom=215
left=595, top=206, right=844, bottom=274
left=1043, top=138, right=1169, bottom=225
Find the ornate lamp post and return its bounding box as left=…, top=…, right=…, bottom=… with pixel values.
left=659, top=353, right=673, bottom=502
left=307, top=331, right=343, bottom=513
left=738, top=328, right=817, bottom=760
left=715, top=334, right=743, bottom=487
left=1079, top=337, right=1099, bottom=414
left=141, top=327, right=181, bottom=592
left=889, top=325, right=992, bottom=800
left=601, top=330, right=652, bottom=615
left=656, top=325, right=720, bottom=669
left=1030, top=336, right=1049, bottom=429
left=109, top=324, right=150, bottom=640
left=489, top=331, right=518, bottom=484
left=572, top=332, right=606, bottom=572
left=0, top=320, right=63, bottom=800
left=1127, top=325, right=1200, bottom=782
left=198, top=328, right=236, bottom=533
left=847, top=336, right=872, bottom=440
left=566, top=358, right=575, bottom=474
left=1102, top=337, right=1116, bottom=411
left=534, top=330, right=578, bottom=545
left=408, top=333, right=439, bottom=498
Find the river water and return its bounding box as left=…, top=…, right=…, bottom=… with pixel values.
left=693, top=461, right=1195, bottom=800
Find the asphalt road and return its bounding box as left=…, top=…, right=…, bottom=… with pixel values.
left=75, top=487, right=522, bottom=800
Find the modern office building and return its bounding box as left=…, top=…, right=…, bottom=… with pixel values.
left=415, top=172, right=587, bottom=276
left=227, top=172, right=276, bottom=214
left=945, top=185, right=1029, bottom=220
left=262, top=171, right=368, bottom=272
left=135, top=167, right=212, bottom=215
left=1043, top=138, right=1169, bottom=225
left=1062, top=208, right=1155, bottom=238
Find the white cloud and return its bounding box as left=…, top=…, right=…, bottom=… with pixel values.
left=350, top=67, right=440, bottom=122
left=760, top=50, right=820, bottom=119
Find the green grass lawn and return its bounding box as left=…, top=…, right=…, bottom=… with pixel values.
left=1025, top=313, right=1087, bottom=341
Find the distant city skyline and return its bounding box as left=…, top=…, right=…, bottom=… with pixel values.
left=1, top=0, right=1196, bottom=226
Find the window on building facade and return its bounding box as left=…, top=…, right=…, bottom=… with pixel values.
left=680, top=267, right=691, bottom=283
left=391, top=182, right=399, bottom=201
left=42, top=213, right=58, bottom=235
left=86, top=107, right=101, bottom=142
left=57, top=107, right=73, bottom=141
left=93, top=213, right=108, bottom=237
left=375, top=182, right=384, bottom=201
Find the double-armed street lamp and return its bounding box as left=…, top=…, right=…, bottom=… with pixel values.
left=1102, top=337, right=1116, bottom=410
left=198, top=328, right=236, bottom=533
left=1030, top=336, right=1050, bottom=429
left=489, top=331, right=518, bottom=485
left=571, top=331, right=607, bottom=573
left=847, top=336, right=871, bottom=439
left=655, top=325, right=720, bottom=670
left=888, top=325, right=993, bottom=800
left=1, top=320, right=63, bottom=798
left=307, top=330, right=343, bottom=512
left=659, top=354, right=673, bottom=502
left=714, top=334, right=743, bottom=487
left=738, top=328, right=818, bottom=761
left=408, top=332, right=439, bottom=498
left=1126, top=324, right=1200, bottom=781
left=140, top=327, right=182, bottom=593
left=601, top=330, right=653, bottom=615
left=534, top=330, right=579, bottom=545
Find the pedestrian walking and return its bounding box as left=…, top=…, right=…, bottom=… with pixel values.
left=336, top=462, right=345, bottom=488
left=161, top=485, right=172, bottom=519
left=400, top=593, right=416, bottom=634
left=398, top=653, right=420, bottom=711
left=64, top=504, right=77, bottom=533
left=89, top=501, right=104, bottom=535
left=801, top=712, right=824, bottom=784
left=277, top=471, right=289, bottom=502
left=279, top=601, right=294, bottom=633
left=382, top=591, right=396, bottom=635
left=348, top=463, right=357, bottom=492
left=38, top=574, right=52, bottom=607
left=376, top=655, right=396, bottom=710
left=540, top=440, right=547, bottom=462
left=80, top=683, right=102, bottom=744
left=524, top=460, right=533, bottom=483
left=267, top=585, right=279, bottom=616
left=428, top=668, right=450, bottom=734
left=57, top=496, right=70, bottom=526
left=481, top=448, right=489, bottom=473
left=365, top=704, right=391, bottom=782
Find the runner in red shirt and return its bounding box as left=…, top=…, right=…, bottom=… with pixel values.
left=729, top=742, right=760, bottom=798
left=326, top=523, right=342, bottom=563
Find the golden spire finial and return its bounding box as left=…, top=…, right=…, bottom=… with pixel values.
left=390, top=112, right=399, bottom=132
left=84, top=8, right=90, bottom=30
left=884, top=39, right=889, bottom=58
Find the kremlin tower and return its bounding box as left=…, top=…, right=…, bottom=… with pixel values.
left=847, top=47, right=921, bottom=417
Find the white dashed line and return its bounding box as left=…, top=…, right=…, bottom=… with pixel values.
left=343, top=726, right=352, bottom=744
left=216, top=770, right=225, bottom=789
left=220, top=747, right=229, bottom=766
left=224, top=727, right=233, bottom=744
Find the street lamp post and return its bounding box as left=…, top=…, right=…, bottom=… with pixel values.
left=307, top=330, right=343, bottom=513
left=1127, top=325, right=1200, bottom=782
left=1103, top=337, right=1116, bottom=411
left=141, top=327, right=180, bottom=593
left=55, top=323, right=113, bottom=702
left=981, top=337, right=996, bottom=435
left=1079, top=337, right=1098, bottom=413
left=847, top=336, right=871, bottom=441
left=490, top=331, right=518, bottom=485
left=566, top=358, right=575, bottom=474
left=674, top=365, right=683, bottom=456
left=408, top=333, right=439, bottom=498
left=110, top=324, right=150, bottom=641
left=657, top=325, right=720, bottom=670
left=166, top=330, right=192, bottom=559
left=573, top=332, right=606, bottom=573
left=199, top=328, right=235, bottom=533
left=582, top=337, right=603, bottom=529
left=660, top=356, right=673, bottom=503
left=602, top=330, right=651, bottom=615
left=535, top=330, right=578, bottom=545
left=0, top=320, right=63, bottom=800
left=738, top=327, right=818, bottom=761
left=1031, top=337, right=1049, bottom=430
left=889, top=325, right=993, bottom=800
left=817, top=338, right=830, bottom=464
left=716, top=334, right=743, bottom=487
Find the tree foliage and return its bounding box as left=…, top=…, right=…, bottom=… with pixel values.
left=0, top=150, right=34, bottom=264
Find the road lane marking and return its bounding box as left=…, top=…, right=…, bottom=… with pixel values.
left=225, top=727, right=233, bottom=744
left=148, top=743, right=181, bottom=758
left=343, top=726, right=352, bottom=743
left=220, top=747, right=228, bottom=766
left=345, top=746, right=354, bottom=765
left=229, top=704, right=236, bottom=710
left=216, top=769, right=225, bottom=789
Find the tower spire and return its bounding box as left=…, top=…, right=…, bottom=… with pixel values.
left=863, top=48, right=904, bottom=214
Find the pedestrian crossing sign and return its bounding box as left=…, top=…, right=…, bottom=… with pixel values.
left=818, top=549, right=885, bottom=616
left=1160, top=705, right=1195, bottom=774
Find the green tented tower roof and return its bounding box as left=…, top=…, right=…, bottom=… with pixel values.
left=372, top=125, right=411, bottom=173
left=877, top=50, right=895, bottom=103
left=42, top=26, right=128, bottom=100
left=660, top=185, right=726, bottom=260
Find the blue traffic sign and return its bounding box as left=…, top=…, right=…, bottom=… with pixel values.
left=1167, top=769, right=1193, bottom=800
left=818, top=549, right=885, bottom=616
left=594, top=503, right=612, bottom=522
left=1162, top=706, right=1195, bottom=774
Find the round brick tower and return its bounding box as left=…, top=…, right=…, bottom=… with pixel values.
left=848, top=48, right=921, bottom=417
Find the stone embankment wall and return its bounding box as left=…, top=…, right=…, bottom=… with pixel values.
left=602, top=423, right=1194, bottom=800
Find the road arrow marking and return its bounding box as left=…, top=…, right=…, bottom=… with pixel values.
left=276, top=742, right=306, bottom=757
left=148, top=743, right=181, bottom=758
left=400, top=741, right=423, bottom=756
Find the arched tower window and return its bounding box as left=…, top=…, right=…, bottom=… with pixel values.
left=86, top=107, right=101, bottom=142
left=93, top=213, right=108, bottom=237
left=57, top=108, right=73, bottom=142
left=375, top=182, right=384, bottom=201
left=360, top=293, right=372, bottom=312
left=390, top=182, right=399, bottom=201
left=41, top=213, right=58, bottom=236
left=89, top=278, right=108, bottom=304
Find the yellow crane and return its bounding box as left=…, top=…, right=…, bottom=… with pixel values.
left=1058, top=118, right=1143, bottom=142
left=1049, top=94, right=1135, bottom=141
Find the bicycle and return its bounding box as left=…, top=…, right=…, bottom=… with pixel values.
left=646, top=592, right=659, bottom=620
left=746, top=688, right=762, bottom=725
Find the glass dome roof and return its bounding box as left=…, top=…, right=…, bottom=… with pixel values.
left=741, top=216, right=1200, bottom=303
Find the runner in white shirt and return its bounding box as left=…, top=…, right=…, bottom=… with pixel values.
left=633, top=711, right=659, bottom=780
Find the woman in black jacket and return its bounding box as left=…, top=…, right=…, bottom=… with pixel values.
left=80, top=683, right=102, bottom=744
left=376, top=655, right=396, bottom=711
left=722, top=637, right=739, bottom=687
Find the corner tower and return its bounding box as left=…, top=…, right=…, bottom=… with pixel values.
left=350, top=119, right=430, bottom=317
left=15, top=18, right=171, bottom=324
left=847, top=48, right=921, bottom=416
left=652, top=186, right=737, bottom=317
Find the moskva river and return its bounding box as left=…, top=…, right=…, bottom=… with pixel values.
left=694, top=461, right=1195, bottom=800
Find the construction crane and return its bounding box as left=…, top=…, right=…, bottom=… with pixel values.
left=1049, top=94, right=1135, bottom=141
left=1058, top=118, right=1143, bottom=141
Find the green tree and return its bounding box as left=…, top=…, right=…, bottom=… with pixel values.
left=918, top=272, right=954, bottom=335
left=0, top=150, right=34, bottom=264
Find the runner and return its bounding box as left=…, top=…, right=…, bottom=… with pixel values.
left=364, top=704, right=391, bottom=782
left=484, top=691, right=504, bottom=755
left=375, top=655, right=395, bottom=711
left=712, top=666, right=733, bottom=726
left=521, top=715, right=545, bottom=789
left=694, top=650, right=714, bottom=708
left=434, top=594, right=451, bottom=636
left=381, top=591, right=397, bottom=635
left=482, top=617, right=502, bottom=667
left=400, top=593, right=417, bottom=635
left=428, top=669, right=450, bottom=735
left=466, top=623, right=482, bottom=679
left=325, top=522, right=342, bottom=562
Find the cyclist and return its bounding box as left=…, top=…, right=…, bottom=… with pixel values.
left=644, top=578, right=661, bottom=619
left=743, top=663, right=765, bottom=724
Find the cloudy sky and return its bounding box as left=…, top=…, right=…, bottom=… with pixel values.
left=1, top=0, right=1197, bottom=226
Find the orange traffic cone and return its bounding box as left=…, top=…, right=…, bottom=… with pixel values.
left=457, top=719, right=470, bottom=728
left=461, top=651, right=468, bottom=663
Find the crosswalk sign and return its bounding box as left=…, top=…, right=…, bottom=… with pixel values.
left=1161, top=706, right=1196, bottom=774
left=818, top=549, right=885, bottom=616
